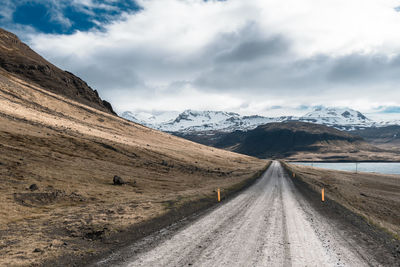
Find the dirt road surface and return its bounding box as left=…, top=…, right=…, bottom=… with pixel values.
left=97, top=161, right=396, bottom=266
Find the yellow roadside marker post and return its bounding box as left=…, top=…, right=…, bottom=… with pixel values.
left=322, top=188, right=325, bottom=202
left=217, top=188, right=221, bottom=202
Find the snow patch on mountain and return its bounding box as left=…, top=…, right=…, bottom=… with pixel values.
left=299, top=107, right=374, bottom=129
left=121, top=111, right=179, bottom=128
left=160, top=110, right=241, bottom=132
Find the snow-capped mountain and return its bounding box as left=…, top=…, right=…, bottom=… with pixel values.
left=376, top=119, right=400, bottom=127
left=157, top=110, right=297, bottom=132
left=121, top=107, right=399, bottom=133
left=299, top=107, right=375, bottom=130
left=160, top=110, right=241, bottom=132
left=122, top=109, right=294, bottom=132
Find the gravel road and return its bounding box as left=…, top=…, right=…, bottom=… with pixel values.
left=100, top=161, right=386, bottom=266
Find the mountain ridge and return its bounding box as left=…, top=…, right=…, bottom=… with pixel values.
left=122, top=107, right=397, bottom=133
left=0, top=27, right=115, bottom=114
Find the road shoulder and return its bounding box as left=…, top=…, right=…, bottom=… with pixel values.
left=281, top=161, right=400, bottom=266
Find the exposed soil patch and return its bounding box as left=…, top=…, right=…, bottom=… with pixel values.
left=14, top=190, right=85, bottom=207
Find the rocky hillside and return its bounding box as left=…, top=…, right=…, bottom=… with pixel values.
left=0, top=28, right=115, bottom=114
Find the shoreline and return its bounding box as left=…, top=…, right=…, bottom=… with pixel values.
left=288, top=161, right=400, bottom=176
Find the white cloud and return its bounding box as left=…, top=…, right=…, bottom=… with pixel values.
left=255, top=0, right=400, bottom=56
left=27, top=0, right=400, bottom=117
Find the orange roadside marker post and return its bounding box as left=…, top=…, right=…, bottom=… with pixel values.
left=322, top=188, right=325, bottom=202
left=292, top=172, right=295, bottom=178
left=217, top=188, right=221, bottom=202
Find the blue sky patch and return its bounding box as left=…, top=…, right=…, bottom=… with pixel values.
left=3, top=0, right=142, bottom=35
left=379, top=106, right=400, bottom=113
left=13, top=2, right=63, bottom=34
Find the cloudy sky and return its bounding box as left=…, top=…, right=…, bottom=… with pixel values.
left=1, top=0, right=400, bottom=120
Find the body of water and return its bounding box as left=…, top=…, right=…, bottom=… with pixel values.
left=293, top=162, right=400, bottom=175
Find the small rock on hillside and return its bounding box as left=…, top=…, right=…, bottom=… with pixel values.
left=113, top=175, right=125, bottom=185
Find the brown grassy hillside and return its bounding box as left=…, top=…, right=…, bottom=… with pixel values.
left=0, top=68, right=267, bottom=265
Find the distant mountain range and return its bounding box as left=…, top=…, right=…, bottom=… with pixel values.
left=121, top=107, right=399, bottom=133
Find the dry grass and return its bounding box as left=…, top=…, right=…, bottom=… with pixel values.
left=283, top=162, right=400, bottom=239
left=0, top=69, right=267, bottom=266
left=372, top=141, right=400, bottom=151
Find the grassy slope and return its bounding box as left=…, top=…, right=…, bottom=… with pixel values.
left=0, top=69, right=267, bottom=266
left=282, top=162, right=400, bottom=239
